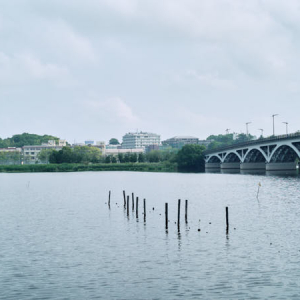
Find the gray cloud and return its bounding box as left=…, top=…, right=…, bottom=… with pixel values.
left=1, top=0, right=300, bottom=142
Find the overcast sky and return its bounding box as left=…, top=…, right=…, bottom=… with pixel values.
left=1, top=0, right=300, bottom=143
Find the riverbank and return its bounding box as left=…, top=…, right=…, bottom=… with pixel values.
left=0, top=162, right=178, bottom=173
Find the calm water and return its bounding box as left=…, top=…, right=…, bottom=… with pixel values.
left=0, top=171, right=300, bottom=299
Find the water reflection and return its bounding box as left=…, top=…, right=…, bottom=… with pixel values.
left=266, top=170, right=299, bottom=176
left=241, top=170, right=265, bottom=175
left=205, top=169, right=220, bottom=173
left=221, top=169, right=240, bottom=174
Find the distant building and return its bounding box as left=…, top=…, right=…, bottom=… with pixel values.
left=145, top=144, right=160, bottom=153
left=0, top=147, right=22, bottom=153
left=85, top=140, right=94, bottom=145
left=105, top=148, right=144, bottom=156
left=91, top=142, right=105, bottom=153
left=122, top=132, right=160, bottom=149
left=106, top=144, right=121, bottom=150
left=198, top=140, right=211, bottom=147
left=22, top=140, right=66, bottom=164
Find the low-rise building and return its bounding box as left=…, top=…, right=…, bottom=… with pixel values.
left=105, top=148, right=144, bottom=156
left=22, top=140, right=66, bottom=164
left=0, top=147, right=22, bottom=153
left=122, top=132, right=160, bottom=149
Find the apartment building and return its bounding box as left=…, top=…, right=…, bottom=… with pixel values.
left=122, top=132, right=160, bottom=149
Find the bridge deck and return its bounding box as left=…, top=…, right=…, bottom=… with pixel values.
left=204, top=132, right=300, bottom=155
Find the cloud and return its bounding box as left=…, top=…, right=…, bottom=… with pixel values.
left=87, top=97, right=139, bottom=123
left=42, top=20, right=97, bottom=63
left=0, top=52, right=70, bottom=85
left=186, top=70, right=237, bottom=90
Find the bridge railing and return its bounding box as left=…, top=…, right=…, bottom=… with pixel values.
left=203, top=132, right=300, bottom=155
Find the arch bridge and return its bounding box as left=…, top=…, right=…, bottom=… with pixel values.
left=204, top=133, right=300, bottom=172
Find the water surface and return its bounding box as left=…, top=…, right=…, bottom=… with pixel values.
left=0, top=172, right=300, bottom=299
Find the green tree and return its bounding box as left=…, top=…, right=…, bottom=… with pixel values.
left=0, top=133, right=60, bottom=148
left=146, top=150, right=161, bottom=163
left=118, top=153, right=124, bottom=163
left=111, top=156, right=117, bottom=163
left=123, top=153, right=130, bottom=163
left=38, top=149, right=56, bottom=164
left=176, top=144, right=206, bottom=172
left=129, top=153, right=137, bottom=163
left=109, top=138, right=120, bottom=145
left=138, top=153, right=145, bottom=163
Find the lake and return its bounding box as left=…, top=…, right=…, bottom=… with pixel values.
left=0, top=171, right=300, bottom=299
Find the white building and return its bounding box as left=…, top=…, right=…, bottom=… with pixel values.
left=122, top=132, right=160, bottom=149
left=22, top=140, right=66, bottom=164
left=105, top=148, right=144, bottom=156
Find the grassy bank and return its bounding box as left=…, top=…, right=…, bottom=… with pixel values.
left=0, top=162, right=178, bottom=173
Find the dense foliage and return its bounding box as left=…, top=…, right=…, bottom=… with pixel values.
left=46, top=146, right=102, bottom=164
left=0, top=152, right=22, bottom=165
left=175, top=144, right=206, bottom=172
left=206, top=133, right=255, bottom=150
left=43, top=147, right=178, bottom=165
left=109, top=138, right=120, bottom=145
left=0, top=163, right=177, bottom=173
left=0, top=133, right=59, bottom=148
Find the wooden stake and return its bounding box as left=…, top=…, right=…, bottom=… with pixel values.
left=165, top=203, right=168, bottom=230
left=178, top=199, right=181, bottom=232
left=123, top=190, right=126, bottom=208
left=226, top=206, right=229, bottom=233
left=108, top=190, right=111, bottom=206
left=127, top=196, right=129, bottom=216
left=132, top=193, right=134, bottom=211
left=185, top=199, right=188, bottom=223
left=143, top=198, right=146, bottom=221
left=136, top=197, right=139, bottom=218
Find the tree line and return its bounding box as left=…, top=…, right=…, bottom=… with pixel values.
left=38, top=144, right=206, bottom=172
left=0, top=133, right=59, bottom=148
left=206, top=133, right=256, bottom=150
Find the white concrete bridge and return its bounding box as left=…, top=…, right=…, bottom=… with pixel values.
left=204, top=132, right=300, bottom=172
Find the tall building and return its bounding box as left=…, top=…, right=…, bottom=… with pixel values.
left=122, top=132, right=160, bottom=149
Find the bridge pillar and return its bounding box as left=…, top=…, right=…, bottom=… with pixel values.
left=240, top=163, right=266, bottom=170
left=205, top=163, right=220, bottom=172
left=266, top=162, right=298, bottom=171
left=220, top=162, right=240, bottom=170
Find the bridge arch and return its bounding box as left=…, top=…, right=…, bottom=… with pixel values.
left=270, top=145, right=300, bottom=163
left=223, top=152, right=241, bottom=163
left=207, top=155, right=221, bottom=163
left=243, top=148, right=267, bottom=163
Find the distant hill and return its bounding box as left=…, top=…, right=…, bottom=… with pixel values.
left=0, top=133, right=60, bottom=148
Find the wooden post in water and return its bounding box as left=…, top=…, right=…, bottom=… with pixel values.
left=165, top=203, right=168, bottom=230
left=123, top=190, right=126, bottom=208
left=136, top=197, right=139, bottom=218
left=143, top=198, right=146, bottom=221
left=127, top=196, right=129, bottom=216
left=185, top=200, right=188, bottom=223
left=177, top=199, right=181, bottom=232
left=108, top=191, right=111, bottom=206
left=132, top=193, right=134, bottom=211
left=226, top=206, right=229, bottom=233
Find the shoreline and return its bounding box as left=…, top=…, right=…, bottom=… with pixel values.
left=0, top=162, right=178, bottom=173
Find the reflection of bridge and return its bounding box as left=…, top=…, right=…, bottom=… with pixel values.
left=204, top=133, right=300, bottom=172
